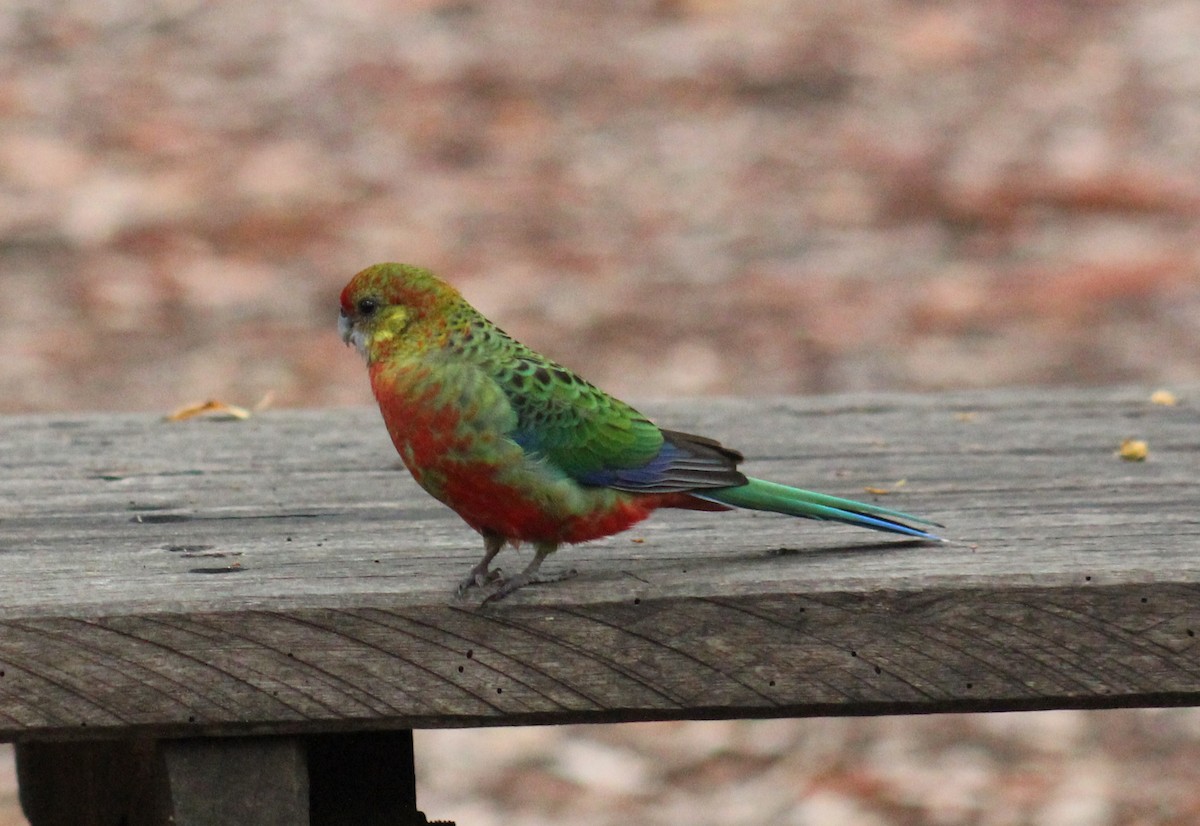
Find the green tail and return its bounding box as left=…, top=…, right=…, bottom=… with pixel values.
left=699, top=477, right=943, bottom=540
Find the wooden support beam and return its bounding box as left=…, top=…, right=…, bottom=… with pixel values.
left=162, top=737, right=308, bottom=825
left=16, top=740, right=162, bottom=825
left=16, top=732, right=446, bottom=825
left=309, top=730, right=443, bottom=826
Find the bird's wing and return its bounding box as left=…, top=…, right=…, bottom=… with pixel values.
left=492, top=354, right=745, bottom=492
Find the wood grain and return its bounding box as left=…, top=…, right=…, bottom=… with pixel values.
left=1, top=387, right=1198, bottom=740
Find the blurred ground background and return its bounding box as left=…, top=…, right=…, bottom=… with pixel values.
left=1, top=0, right=1199, bottom=823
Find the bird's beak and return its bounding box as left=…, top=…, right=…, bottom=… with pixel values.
left=338, top=311, right=353, bottom=345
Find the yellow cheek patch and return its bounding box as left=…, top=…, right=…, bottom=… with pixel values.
left=368, top=307, right=410, bottom=348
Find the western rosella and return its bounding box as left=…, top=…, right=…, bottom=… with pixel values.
left=339, top=263, right=941, bottom=602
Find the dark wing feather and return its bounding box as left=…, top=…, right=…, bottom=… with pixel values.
left=574, top=429, right=748, bottom=493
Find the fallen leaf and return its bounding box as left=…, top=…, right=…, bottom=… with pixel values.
left=1117, top=439, right=1148, bottom=461
left=164, top=399, right=251, bottom=422
left=865, top=479, right=906, bottom=495
left=1150, top=389, right=1178, bottom=406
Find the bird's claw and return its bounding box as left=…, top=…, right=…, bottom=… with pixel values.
left=455, top=566, right=503, bottom=598
left=481, top=567, right=578, bottom=605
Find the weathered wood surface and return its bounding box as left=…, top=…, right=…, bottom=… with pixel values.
left=1, top=387, right=1198, bottom=741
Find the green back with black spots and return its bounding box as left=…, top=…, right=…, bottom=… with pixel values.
left=443, top=312, right=665, bottom=478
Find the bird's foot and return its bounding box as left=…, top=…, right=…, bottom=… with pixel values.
left=481, top=567, right=578, bottom=605
left=455, top=564, right=503, bottom=598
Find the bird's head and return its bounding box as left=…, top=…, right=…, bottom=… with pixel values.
left=339, top=263, right=465, bottom=363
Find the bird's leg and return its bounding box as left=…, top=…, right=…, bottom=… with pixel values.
left=456, top=531, right=506, bottom=597
left=482, top=541, right=577, bottom=604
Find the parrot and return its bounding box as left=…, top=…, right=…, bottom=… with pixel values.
left=339, top=263, right=942, bottom=602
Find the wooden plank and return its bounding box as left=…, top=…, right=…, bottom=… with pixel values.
left=0, top=387, right=1197, bottom=739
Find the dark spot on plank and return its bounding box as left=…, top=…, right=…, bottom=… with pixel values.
left=165, top=545, right=214, bottom=553
left=189, top=566, right=244, bottom=575
left=131, top=513, right=191, bottom=524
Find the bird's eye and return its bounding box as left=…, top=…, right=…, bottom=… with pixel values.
left=357, top=297, right=379, bottom=316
